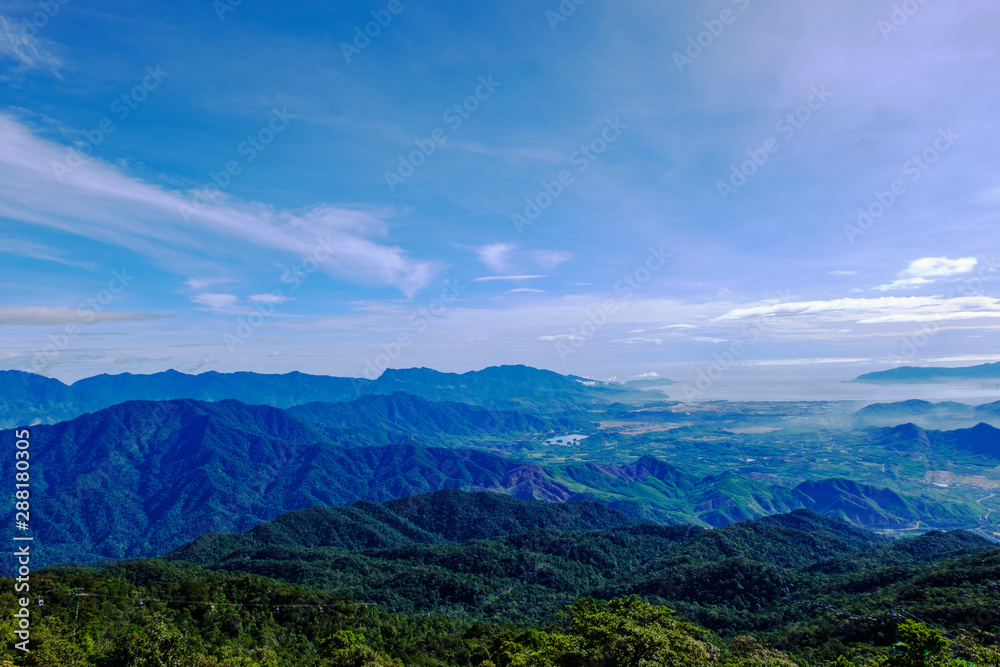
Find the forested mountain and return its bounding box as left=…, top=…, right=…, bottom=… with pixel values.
left=4, top=495, right=997, bottom=666
left=159, top=492, right=996, bottom=637
left=0, top=364, right=663, bottom=427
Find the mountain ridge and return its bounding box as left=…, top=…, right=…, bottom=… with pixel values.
left=0, top=364, right=666, bottom=428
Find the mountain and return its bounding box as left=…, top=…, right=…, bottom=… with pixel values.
left=794, top=478, right=979, bottom=527
left=167, top=490, right=642, bottom=564
left=873, top=421, right=1000, bottom=462
left=3, top=398, right=983, bottom=567
left=875, top=422, right=932, bottom=452
left=852, top=361, right=1000, bottom=384
left=0, top=364, right=664, bottom=428
left=933, top=421, right=1000, bottom=460
left=0, top=369, right=81, bottom=427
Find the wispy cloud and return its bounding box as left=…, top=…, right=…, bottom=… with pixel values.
left=0, top=14, right=62, bottom=76
left=474, top=242, right=517, bottom=274
left=611, top=336, right=663, bottom=345
left=0, top=114, right=438, bottom=297
left=717, top=295, right=1000, bottom=324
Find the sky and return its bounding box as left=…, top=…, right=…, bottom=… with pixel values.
left=1, top=0, right=999, bottom=387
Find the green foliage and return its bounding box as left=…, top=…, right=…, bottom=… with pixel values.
left=496, top=596, right=719, bottom=667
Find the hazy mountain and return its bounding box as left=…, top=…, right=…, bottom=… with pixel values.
left=852, top=361, right=1000, bottom=384
left=368, top=365, right=663, bottom=410
left=854, top=400, right=974, bottom=429
left=0, top=364, right=664, bottom=428
left=975, top=399, right=1000, bottom=418
left=0, top=369, right=81, bottom=426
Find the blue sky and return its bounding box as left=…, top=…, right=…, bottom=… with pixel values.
left=1, top=0, right=999, bottom=384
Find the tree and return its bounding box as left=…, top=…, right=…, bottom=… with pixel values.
left=723, top=636, right=799, bottom=667
left=498, top=596, right=719, bottom=667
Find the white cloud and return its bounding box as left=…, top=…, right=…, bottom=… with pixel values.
left=0, top=306, right=165, bottom=325
left=473, top=275, right=546, bottom=282
left=875, top=257, right=978, bottom=291
left=508, top=288, right=545, bottom=294
left=0, top=115, right=438, bottom=297
left=828, top=270, right=858, bottom=276
left=474, top=242, right=517, bottom=274
left=0, top=14, right=62, bottom=76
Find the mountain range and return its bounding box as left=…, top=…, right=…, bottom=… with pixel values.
left=2, top=397, right=985, bottom=567
left=0, top=365, right=665, bottom=428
